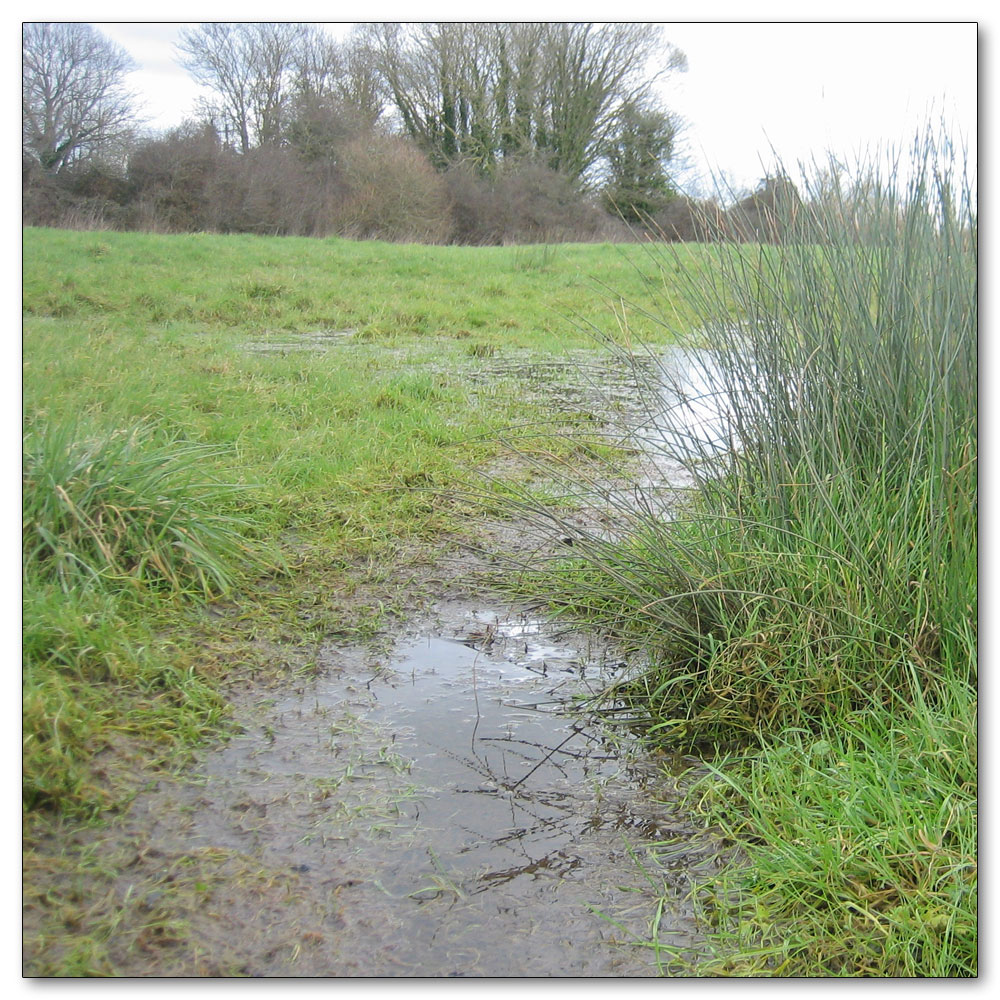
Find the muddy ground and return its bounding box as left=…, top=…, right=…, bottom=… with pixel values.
left=22, top=515, right=723, bottom=978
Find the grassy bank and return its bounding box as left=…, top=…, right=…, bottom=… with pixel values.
left=499, top=140, right=977, bottom=975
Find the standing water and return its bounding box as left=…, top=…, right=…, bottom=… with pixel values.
left=101, top=351, right=731, bottom=976
left=120, top=600, right=716, bottom=976
left=631, top=344, right=737, bottom=492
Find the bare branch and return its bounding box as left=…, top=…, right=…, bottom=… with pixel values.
left=363, top=22, right=686, bottom=182
left=176, top=22, right=305, bottom=152
left=23, top=22, right=140, bottom=173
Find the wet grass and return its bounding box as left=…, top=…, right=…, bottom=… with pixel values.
left=22, top=228, right=691, bottom=973
left=23, top=418, right=261, bottom=596
left=23, top=244, right=646, bottom=809
left=496, top=135, right=977, bottom=976
left=22, top=228, right=704, bottom=347
left=671, top=666, right=977, bottom=976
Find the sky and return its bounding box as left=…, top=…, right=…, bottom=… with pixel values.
left=77, top=13, right=979, bottom=198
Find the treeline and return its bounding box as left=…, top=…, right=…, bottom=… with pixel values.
left=22, top=21, right=803, bottom=244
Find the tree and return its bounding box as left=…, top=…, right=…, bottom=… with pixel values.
left=285, top=27, right=387, bottom=162
left=22, top=22, right=140, bottom=174
left=177, top=22, right=306, bottom=152
left=367, top=22, right=548, bottom=172
left=291, top=25, right=384, bottom=122
left=367, top=22, right=686, bottom=183
left=601, top=100, right=681, bottom=224
left=533, top=23, right=685, bottom=182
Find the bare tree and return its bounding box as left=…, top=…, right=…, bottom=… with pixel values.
left=367, top=22, right=541, bottom=172
left=285, top=26, right=387, bottom=160
left=534, top=23, right=686, bottom=182
left=331, top=30, right=388, bottom=130
left=22, top=22, right=140, bottom=174
left=177, top=22, right=306, bottom=152
left=292, top=24, right=343, bottom=103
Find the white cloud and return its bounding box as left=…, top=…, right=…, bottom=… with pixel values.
left=661, top=22, right=977, bottom=193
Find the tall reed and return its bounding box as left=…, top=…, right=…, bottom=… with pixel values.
left=515, top=134, right=976, bottom=745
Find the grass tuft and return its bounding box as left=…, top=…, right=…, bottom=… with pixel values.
left=21, top=417, right=260, bottom=815
left=23, top=418, right=258, bottom=598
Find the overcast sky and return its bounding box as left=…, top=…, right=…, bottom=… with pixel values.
left=16, top=9, right=954, bottom=198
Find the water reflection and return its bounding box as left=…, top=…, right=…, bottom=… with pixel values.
left=631, top=346, right=736, bottom=492
left=176, top=607, right=709, bottom=975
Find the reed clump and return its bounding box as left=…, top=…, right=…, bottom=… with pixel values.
left=506, top=133, right=977, bottom=975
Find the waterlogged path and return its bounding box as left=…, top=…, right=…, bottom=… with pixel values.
left=24, top=347, right=727, bottom=977
left=108, top=596, right=714, bottom=977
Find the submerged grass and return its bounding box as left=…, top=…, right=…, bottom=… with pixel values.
left=23, top=228, right=696, bottom=973
left=498, top=134, right=977, bottom=975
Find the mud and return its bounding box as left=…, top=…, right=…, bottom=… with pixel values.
left=72, top=595, right=717, bottom=977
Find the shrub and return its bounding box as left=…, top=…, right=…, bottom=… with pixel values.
left=649, top=195, right=725, bottom=242
left=329, top=134, right=452, bottom=243
left=127, top=123, right=229, bottom=232
left=22, top=156, right=128, bottom=230
left=442, top=163, right=504, bottom=245
left=206, top=144, right=326, bottom=236
left=445, top=159, right=627, bottom=244
left=492, top=160, right=623, bottom=243
left=723, top=174, right=804, bottom=242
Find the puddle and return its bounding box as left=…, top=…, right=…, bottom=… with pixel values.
left=630, top=345, right=734, bottom=493
left=244, top=329, right=357, bottom=353
left=473, top=346, right=735, bottom=489
left=56, top=350, right=733, bottom=977
left=122, top=603, right=716, bottom=976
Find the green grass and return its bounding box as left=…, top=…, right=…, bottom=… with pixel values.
left=21, top=416, right=258, bottom=814
left=22, top=228, right=704, bottom=345
left=22, top=228, right=691, bottom=822
left=22, top=582, right=228, bottom=814
left=672, top=665, right=977, bottom=976
left=496, top=134, right=977, bottom=975
left=23, top=418, right=261, bottom=596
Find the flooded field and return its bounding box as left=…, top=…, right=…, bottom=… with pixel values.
left=23, top=346, right=728, bottom=978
